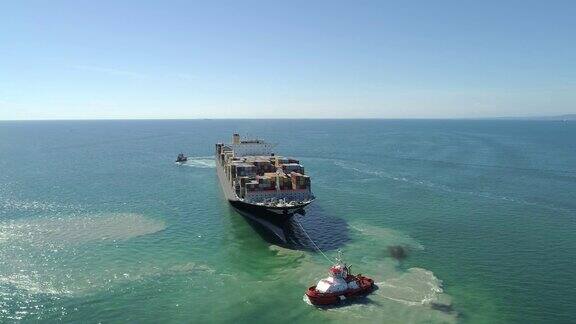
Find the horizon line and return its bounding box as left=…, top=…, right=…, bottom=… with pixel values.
left=0, top=115, right=574, bottom=122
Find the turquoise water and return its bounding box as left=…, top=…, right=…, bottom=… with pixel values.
left=1, top=120, right=575, bottom=323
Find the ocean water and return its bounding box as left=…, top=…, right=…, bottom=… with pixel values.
left=0, top=119, right=575, bottom=323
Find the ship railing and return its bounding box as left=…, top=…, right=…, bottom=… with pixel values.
left=244, top=188, right=310, bottom=192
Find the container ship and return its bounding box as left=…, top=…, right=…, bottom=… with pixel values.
left=215, top=134, right=315, bottom=222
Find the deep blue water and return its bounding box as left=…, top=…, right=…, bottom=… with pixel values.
left=0, top=120, right=575, bottom=323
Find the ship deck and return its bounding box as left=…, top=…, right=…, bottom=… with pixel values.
left=215, top=158, right=239, bottom=202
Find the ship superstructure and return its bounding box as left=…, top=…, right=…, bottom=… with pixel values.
left=216, top=134, right=314, bottom=220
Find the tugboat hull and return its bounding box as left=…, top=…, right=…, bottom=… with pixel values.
left=305, top=275, right=375, bottom=306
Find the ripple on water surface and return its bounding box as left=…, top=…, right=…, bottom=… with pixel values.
left=0, top=213, right=167, bottom=319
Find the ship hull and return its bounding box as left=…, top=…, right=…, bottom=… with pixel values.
left=229, top=200, right=309, bottom=223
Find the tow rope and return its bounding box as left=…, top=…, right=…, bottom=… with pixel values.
left=294, top=216, right=335, bottom=265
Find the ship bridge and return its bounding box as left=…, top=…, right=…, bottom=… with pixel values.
left=229, top=133, right=275, bottom=157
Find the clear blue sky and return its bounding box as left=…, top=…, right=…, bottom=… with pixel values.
left=1, top=0, right=575, bottom=119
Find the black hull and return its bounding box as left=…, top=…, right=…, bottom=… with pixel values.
left=229, top=200, right=306, bottom=225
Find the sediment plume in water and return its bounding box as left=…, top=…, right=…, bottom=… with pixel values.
left=269, top=222, right=457, bottom=323
left=387, top=245, right=409, bottom=260
left=0, top=213, right=165, bottom=246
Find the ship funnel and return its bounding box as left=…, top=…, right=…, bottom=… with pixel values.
left=233, top=133, right=240, bottom=144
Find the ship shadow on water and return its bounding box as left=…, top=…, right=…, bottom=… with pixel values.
left=233, top=204, right=350, bottom=251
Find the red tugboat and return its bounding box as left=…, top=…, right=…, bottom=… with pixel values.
left=305, top=251, right=375, bottom=306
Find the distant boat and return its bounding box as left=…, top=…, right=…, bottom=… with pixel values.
left=176, top=153, right=188, bottom=163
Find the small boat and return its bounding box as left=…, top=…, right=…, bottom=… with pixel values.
left=176, top=153, right=188, bottom=163
left=305, top=251, right=375, bottom=306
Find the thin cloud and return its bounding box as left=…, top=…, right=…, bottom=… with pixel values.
left=73, top=66, right=202, bottom=84
left=173, top=73, right=198, bottom=81
left=72, top=65, right=152, bottom=80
